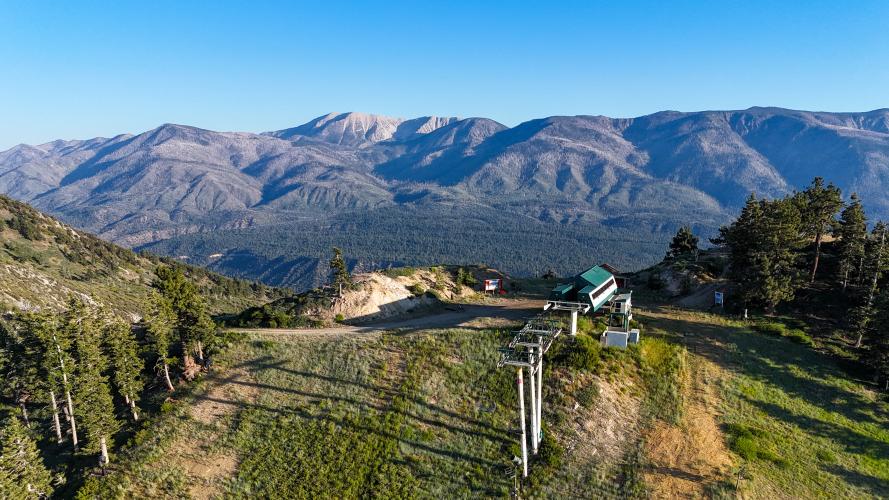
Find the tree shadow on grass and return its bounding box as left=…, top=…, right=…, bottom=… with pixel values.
left=640, top=309, right=888, bottom=429
left=740, top=395, right=889, bottom=461
left=820, top=463, right=889, bottom=498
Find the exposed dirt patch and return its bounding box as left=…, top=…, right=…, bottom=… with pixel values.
left=555, top=373, right=643, bottom=472
left=640, top=311, right=734, bottom=498
left=181, top=443, right=239, bottom=500
left=166, top=365, right=260, bottom=499
left=191, top=366, right=258, bottom=425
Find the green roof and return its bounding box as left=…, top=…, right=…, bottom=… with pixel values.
left=577, top=265, right=613, bottom=288
left=552, top=283, right=573, bottom=293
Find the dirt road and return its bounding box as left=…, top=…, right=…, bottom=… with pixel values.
left=229, top=298, right=545, bottom=337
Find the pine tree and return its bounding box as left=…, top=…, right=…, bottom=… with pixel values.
left=146, top=292, right=176, bottom=391
left=329, top=247, right=351, bottom=296
left=835, top=194, right=868, bottom=291
left=868, top=288, right=889, bottom=390
left=25, top=313, right=67, bottom=445
left=0, top=415, right=53, bottom=499
left=69, top=303, right=119, bottom=466
left=719, top=194, right=765, bottom=307
left=758, top=198, right=806, bottom=312
left=0, top=320, right=43, bottom=431
left=854, top=222, right=887, bottom=348
left=104, top=313, right=143, bottom=421
left=152, top=265, right=213, bottom=373
left=668, top=225, right=699, bottom=260
left=796, top=177, right=843, bottom=282
left=718, top=194, right=805, bottom=312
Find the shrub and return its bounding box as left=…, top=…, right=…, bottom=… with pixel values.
left=334, top=313, right=345, bottom=323
left=753, top=321, right=786, bottom=336
left=816, top=449, right=837, bottom=463
left=647, top=272, right=665, bottom=290
left=566, top=335, right=602, bottom=371
left=382, top=267, right=415, bottom=278
left=455, top=267, right=477, bottom=287
left=785, top=328, right=814, bottom=346
left=408, top=283, right=426, bottom=297
left=574, top=383, right=599, bottom=407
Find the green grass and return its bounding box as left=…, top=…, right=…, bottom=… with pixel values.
left=81, top=324, right=672, bottom=498
left=641, top=308, right=889, bottom=499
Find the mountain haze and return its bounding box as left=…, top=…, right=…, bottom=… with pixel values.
left=2, top=107, right=888, bottom=289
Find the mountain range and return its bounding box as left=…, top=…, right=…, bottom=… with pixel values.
left=1, top=107, right=888, bottom=289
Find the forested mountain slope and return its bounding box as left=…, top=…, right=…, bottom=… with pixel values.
left=2, top=108, right=888, bottom=289
left=0, top=195, right=286, bottom=317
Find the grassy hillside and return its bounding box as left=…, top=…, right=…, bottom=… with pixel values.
left=73, top=298, right=889, bottom=499
left=79, top=318, right=693, bottom=498
left=0, top=195, right=288, bottom=316
left=641, top=307, right=889, bottom=498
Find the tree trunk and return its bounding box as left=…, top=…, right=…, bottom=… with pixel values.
left=810, top=230, right=823, bottom=282
left=50, top=390, right=63, bottom=444
left=196, top=341, right=204, bottom=363
left=129, top=396, right=139, bottom=421
left=163, top=362, right=175, bottom=391
left=842, top=268, right=849, bottom=292
left=20, top=401, right=30, bottom=428
left=99, top=436, right=109, bottom=466
left=856, top=230, right=886, bottom=348
left=65, top=388, right=78, bottom=450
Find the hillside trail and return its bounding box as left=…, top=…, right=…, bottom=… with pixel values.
left=637, top=308, right=734, bottom=498
left=228, top=298, right=544, bottom=338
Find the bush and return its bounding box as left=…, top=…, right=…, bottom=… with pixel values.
left=382, top=267, right=415, bottom=278
left=753, top=321, right=786, bottom=336
left=785, top=328, right=814, bottom=346
left=647, top=272, right=665, bottom=290
left=334, top=313, right=345, bottom=323
left=455, top=267, right=477, bottom=287
left=816, top=449, right=837, bottom=463
left=408, top=283, right=426, bottom=297
left=566, top=335, right=602, bottom=371
left=574, top=383, right=599, bottom=407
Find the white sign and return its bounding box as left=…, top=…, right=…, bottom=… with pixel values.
left=714, top=291, right=724, bottom=306
left=484, top=279, right=501, bottom=291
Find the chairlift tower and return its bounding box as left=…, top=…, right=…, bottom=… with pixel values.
left=498, top=313, right=561, bottom=478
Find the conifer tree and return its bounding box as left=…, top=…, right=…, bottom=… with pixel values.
left=668, top=225, right=699, bottom=259
left=25, top=314, right=66, bottom=444
left=104, top=314, right=143, bottom=421
left=69, top=303, right=119, bottom=466
left=719, top=194, right=764, bottom=307
left=796, top=177, right=843, bottom=282
left=718, top=194, right=805, bottom=312
left=0, top=415, right=53, bottom=499
left=758, top=198, right=806, bottom=311
left=146, top=292, right=177, bottom=391
left=0, top=320, right=42, bottom=430
left=835, top=194, right=868, bottom=291
left=854, top=222, right=887, bottom=348
left=329, top=247, right=351, bottom=295
left=869, top=288, right=889, bottom=390
left=152, top=265, right=212, bottom=371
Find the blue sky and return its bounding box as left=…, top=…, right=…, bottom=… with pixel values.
left=1, top=0, right=887, bottom=149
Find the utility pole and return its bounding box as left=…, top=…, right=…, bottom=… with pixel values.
left=517, top=367, right=528, bottom=478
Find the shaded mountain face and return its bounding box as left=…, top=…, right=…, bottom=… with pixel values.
left=1, top=107, right=888, bottom=289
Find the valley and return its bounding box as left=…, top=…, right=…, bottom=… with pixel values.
left=3, top=108, right=889, bottom=289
